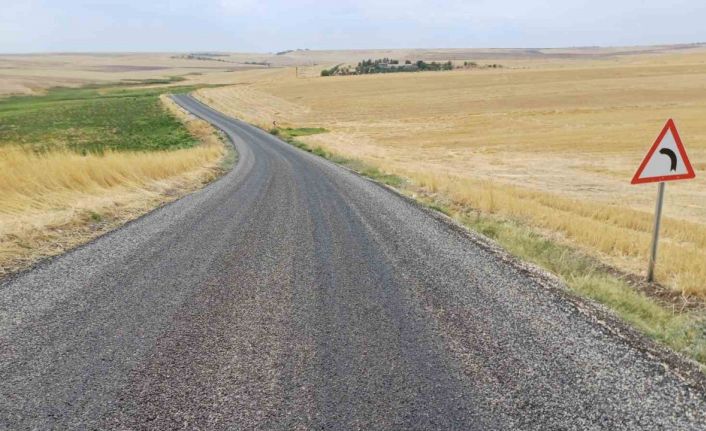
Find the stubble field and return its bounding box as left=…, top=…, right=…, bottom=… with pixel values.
left=195, top=46, right=706, bottom=296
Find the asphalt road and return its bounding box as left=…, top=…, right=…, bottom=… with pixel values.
left=1, top=95, right=706, bottom=430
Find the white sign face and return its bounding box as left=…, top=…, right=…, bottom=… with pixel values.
left=631, top=119, right=696, bottom=184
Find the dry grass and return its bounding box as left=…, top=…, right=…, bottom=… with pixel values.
left=197, top=46, right=706, bottom=296
left=0, top=96, right=226, bottom=276
left=406, top=173, right=706, bottom=295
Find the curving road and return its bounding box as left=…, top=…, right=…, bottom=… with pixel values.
left=1, top=94, right=706, bottom=430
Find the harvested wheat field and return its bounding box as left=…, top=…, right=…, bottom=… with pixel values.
left=196, top=45, right=706, bottom=296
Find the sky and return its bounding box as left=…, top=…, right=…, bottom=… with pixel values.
left=2, top=0, right=706, bottom=53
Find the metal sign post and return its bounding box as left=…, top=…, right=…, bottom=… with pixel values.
left=631, top=119, right=695, bottom=283
left=646, top=182, right=665, bottom=282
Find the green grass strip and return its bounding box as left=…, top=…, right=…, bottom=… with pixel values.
left=0, top=84, right=217, bottom=154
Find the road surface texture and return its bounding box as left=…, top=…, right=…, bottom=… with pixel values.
left=2, top=95, right=706, bottom=430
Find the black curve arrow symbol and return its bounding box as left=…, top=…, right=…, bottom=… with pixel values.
left=659, top=148, right=678, bottom=171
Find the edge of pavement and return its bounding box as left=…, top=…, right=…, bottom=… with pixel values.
left=358, top=171, right=706, bottom=393
left=234, top=99, right=706, bottom=395
left=5, top=92, right=706, bottom=397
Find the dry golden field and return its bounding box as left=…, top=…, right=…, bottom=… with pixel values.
left=0, top=93, right=226, bottom=276
left=195, top=45, right=706, bottom=296
left=3, top=46, right=693, bottom=95
left=0, top=53, right=261, bottom=96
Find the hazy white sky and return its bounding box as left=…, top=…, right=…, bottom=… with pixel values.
left=2, top=0, right=705, bottom=53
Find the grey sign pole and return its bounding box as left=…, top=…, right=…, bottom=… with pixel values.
left=647, top=182, right=666, bottom=282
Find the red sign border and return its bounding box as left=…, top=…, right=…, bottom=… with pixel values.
left=631, top=119, right=696, bottom=184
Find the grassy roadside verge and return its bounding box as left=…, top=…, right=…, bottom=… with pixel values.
left=0, top=84, right=230, bottom=278
left=272, top=126, right=706, bottom=367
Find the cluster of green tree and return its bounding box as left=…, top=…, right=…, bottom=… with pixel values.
left=320, top=64, right=343, bottom=76
left=171, top=54, right=229, bottom=62
left=320, top=59, right=504, bottom=77
left=355, top=58, right=400, bottom=73
left=413, top=60, right=454, bottom=72
left=462, top=61, right=503, bottom=69
left=321, top=58, right=455, bottom=76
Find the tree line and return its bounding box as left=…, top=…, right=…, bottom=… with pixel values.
left=321, top=58, right=501, bottom=76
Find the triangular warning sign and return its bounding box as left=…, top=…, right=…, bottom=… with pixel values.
left=631, top=119, right=696, bottom=184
